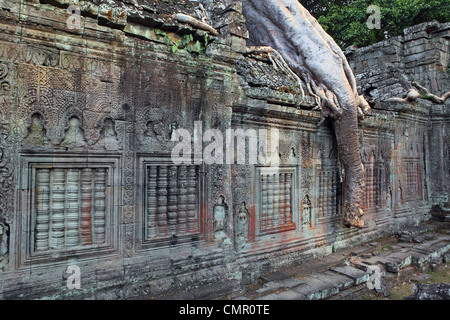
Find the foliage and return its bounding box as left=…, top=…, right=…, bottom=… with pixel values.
left=154, top=29, right=208, bottom=54
left=300, top=0, right=450, bottom=49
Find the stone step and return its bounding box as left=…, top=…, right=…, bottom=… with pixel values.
left=326, top=282, right=372, bottom=300
left=384, top=251, right=413, bottom=273
left=411, top=240, right=450, bottom=268
left=315, top=271, right=355, bottom=291
left=329, top=265, right=369, bottom=285
left=234, top=233, right=450, bottom=301
left=255, top=277, right=306, bottom=295
left=291, top=277, right=340, bottom=300
left=257, top=267, right=364, bottom=301
left=257, top=289, right=306, bottom=300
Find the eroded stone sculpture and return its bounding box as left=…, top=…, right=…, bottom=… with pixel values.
left=241, top=0, right=371, bottom=228
left=214, top=195, right=228, bottom=242
left=302, top=195, right=312, bottom=228
left=61, top=117, right=87, bottom=148
left=236, top=202, right=249, bottom=243
left=0, top=221, right=8, bottom=270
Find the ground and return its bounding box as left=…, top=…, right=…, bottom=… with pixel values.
left=363, top=262, right=449, bottom=300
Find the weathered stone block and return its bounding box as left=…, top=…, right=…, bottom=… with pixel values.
left=329, top=265, right=369, bottom=285
left=0, top=0, right=448, bottom=301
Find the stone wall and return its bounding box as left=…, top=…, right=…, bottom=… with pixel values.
left=0, top=0, right=448, bottom=299
left=347, top=20, right=450, bottom=206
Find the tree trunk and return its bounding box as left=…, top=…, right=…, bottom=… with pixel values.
left=241, top=0, right=369, bottom=228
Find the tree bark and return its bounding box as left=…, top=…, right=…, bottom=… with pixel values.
left=241, top=0, right=369, bottom=228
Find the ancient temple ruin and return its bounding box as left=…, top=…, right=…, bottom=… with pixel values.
left=0, top=0, right=448, bottom=299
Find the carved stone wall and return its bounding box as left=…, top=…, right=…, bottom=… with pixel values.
left=348, top=20, right=449, bottom=207
left=0, top=0, right=448, bottom=299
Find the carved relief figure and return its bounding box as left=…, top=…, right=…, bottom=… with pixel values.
left=0, top=62, right=11, bottom=98
left=386, top=184, right=392, bottom=212
left=213, top=195, right=228, bottom=242
left=25, top=113, right=48, bottom=146
left=142, top=119, right=173, bottom=147
left=398, top=180, right=403, bottom=206
left=102, top=118, right=120, bottom=150
left=146, top=119, right=176, bottom=143
left=169, top=121, right=179, bottom=141
left=61, top=117, right=87, bottom=148
left=0, top=113, right=13, bottom=225
left=301, top=194, right=312, bottom=227
left=236, top=201, right=249, bottom=243
left=0, top=221, right=8, bottom=269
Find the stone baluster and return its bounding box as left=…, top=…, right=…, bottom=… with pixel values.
left=186, top=165, right=197, bottom=233
left=374, top=165, right=380, bottom=207
left=370, top=166, right=374, bottom=207
left=368, top=167, right=371, bottom=206
left=273, top=173, right=279, bottom=227
left=147, top=166, right=157, bottom=239
left=167, top=165, right=178, bottom=236
left=65, top=169, right=80, bottom=247
left=177, top=165, right=188, bottom=234
left=35, top=169, right=50, bottom=251
left=284, top=173, right=292, bottom=225
left=319, top=171, right=325, bottom=217
left=279, top=173, right=285, bottom=226
left=324, top=171, right=332, bottom=216
left=80, top=168, right=93, bottom=245
left=267, top=174, right=273, bottom=228
left=156, top=166, right=168, bottom=237
left=51, top=169, right=66, bottom=249
left=261, top=175, right=267, bottom=230
left=331, top=171, right=335, bottom=214
left=417, top=162, right=422, bottom=200
left=94, top=168, right=106, bottom=244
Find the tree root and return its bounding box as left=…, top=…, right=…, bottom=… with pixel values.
left=388, top=82, right=449, bottom=104
left=171, top=13, right=219, bottom=36
left=242, top=0, right=369, bottom=229
left=412, top=81, right=450, bottom=104
left=246, top=46, right=307, bottom=102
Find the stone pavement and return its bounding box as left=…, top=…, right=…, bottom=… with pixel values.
left=235, top=233, right=449, bottom=300
left=154, top=222, right=450, bottom=300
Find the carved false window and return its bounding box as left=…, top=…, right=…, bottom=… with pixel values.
left=18, top=152, right=120, bottom=267
left=363, top=153, right=384, bottom=210
left=405, top=158, right=421, bottom=201
left=373, top=162, right=384, bottom=208
left=142, top=160, right=203, bottom=244
left=317, top=166, right=339, bottom=217
left=34, top=167, right=107, bottom=251
left=257, top=167, right=296, bottom=234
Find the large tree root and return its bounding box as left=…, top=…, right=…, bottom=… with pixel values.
left=242, top=0, right=370, bottom=228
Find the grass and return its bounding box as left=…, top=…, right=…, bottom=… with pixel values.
left=389, top=282, right=415, bottom=300
left=428, top=264, right=450, bottom=284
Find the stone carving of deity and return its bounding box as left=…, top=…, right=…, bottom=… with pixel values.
left=236, top=202, right=249, bottom=243
left=213, top=195, right=228, bottom=242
